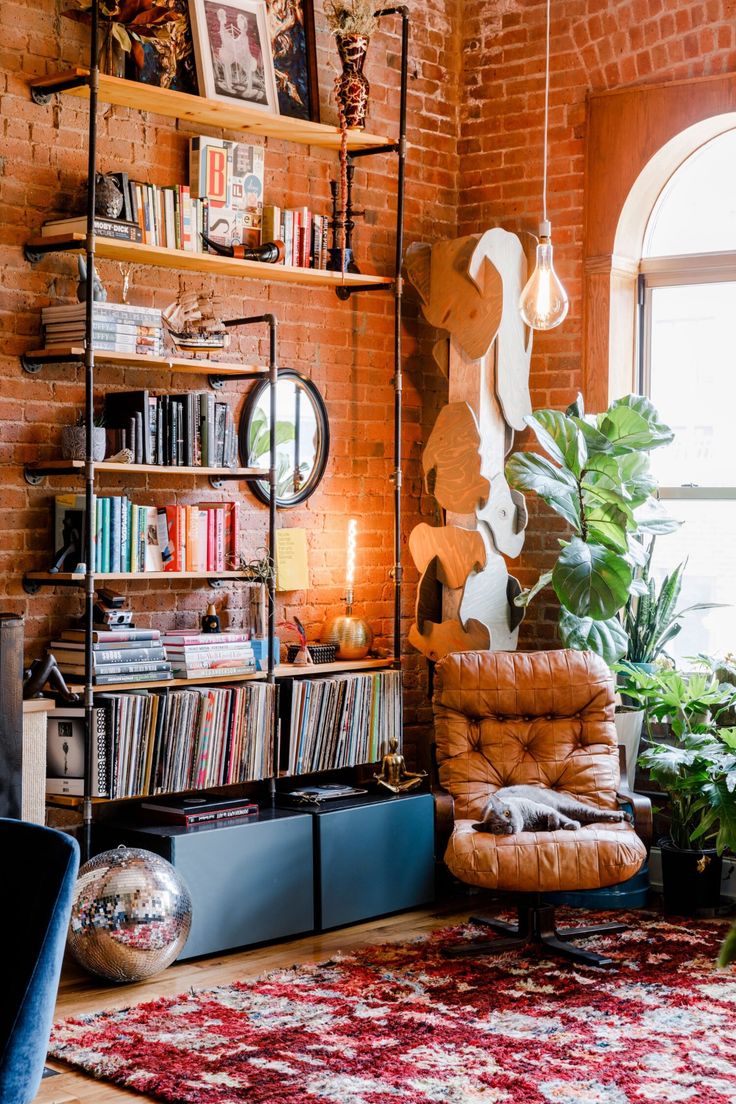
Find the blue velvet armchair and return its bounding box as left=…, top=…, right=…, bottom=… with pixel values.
left=0, top=820, right=79, bottom=1104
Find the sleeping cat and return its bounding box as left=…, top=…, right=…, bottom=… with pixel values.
left=472, top=784, right=631, bottom=835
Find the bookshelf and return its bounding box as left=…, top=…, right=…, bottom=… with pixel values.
left=24, top=460, right=268, bottom=482
left=21, top=347, right=268, bottom=378
left=24, top=8, right=409, bottom=855
left=25, top=234, right=394, bottom=290
left=29, top=70, right=393, bottom=152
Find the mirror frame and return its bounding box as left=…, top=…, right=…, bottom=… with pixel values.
left=239, top=369, right=330, bottom=508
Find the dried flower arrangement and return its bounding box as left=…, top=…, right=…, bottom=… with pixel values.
left=323, top=0, right=378, bottom=39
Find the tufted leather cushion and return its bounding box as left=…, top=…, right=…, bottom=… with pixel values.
left=433, top=650, right=646, bottom=892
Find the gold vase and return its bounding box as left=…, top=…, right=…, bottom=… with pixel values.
left=322, top=611, right=373, bottom=660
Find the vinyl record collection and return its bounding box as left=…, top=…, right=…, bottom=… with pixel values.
left=286, top=670, right=402, bottom=775
left=91, top=681, right=275, bottom=799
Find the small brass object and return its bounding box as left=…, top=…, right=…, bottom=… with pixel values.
left=374, top=736, right=427, bottom=795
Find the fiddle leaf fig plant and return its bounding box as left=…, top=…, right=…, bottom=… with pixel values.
left=506, top=393, right=677, bottom=664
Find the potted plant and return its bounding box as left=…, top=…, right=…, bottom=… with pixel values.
left=616, top=539, right=723, bottom=781
left=505, top=392, right=677, bottom=665
left=617, top=663, right=736, bottom=914
left=61, top=411, right=106, bottom=462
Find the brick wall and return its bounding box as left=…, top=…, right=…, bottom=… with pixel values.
left=458, top=0, right=736, bottom=649
left=0, top=0, right=460, bottom=759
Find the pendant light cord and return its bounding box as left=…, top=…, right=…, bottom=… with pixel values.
left=542, top=0, right=550, bottom=225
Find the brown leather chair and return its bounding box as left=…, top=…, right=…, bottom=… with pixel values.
left=433, top=649, right=651, bottom=968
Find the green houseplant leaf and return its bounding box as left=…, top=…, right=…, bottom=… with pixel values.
left=505, top=394, right=674, bottom=665
left=552, top=537, right=632, bottom=620
left=559, top=610, right=628, bottom=664
left=505, top=453, right=580, bottom=529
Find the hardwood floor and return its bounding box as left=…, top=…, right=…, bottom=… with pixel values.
left=33, top=902, right=474, bottom=1104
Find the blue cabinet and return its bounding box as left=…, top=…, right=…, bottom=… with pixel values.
left=308, top=792, right=435, bottom=930
left=98, top=809, right=314, bottom=960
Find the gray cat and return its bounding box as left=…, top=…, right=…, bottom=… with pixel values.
left=472, top=784, right=630, bottom=835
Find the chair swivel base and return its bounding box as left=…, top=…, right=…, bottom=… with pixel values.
left=445, top=900, right=625, bottom=969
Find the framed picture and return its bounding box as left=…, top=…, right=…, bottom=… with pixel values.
left=265, top=0, right=320, bottom=122
left=189, top=0, right=279, bottom=113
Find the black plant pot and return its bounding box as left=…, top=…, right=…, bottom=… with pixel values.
left=659, top=837, right=722, bottom=916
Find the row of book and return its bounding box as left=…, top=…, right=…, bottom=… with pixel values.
left=39, top=135, right=334, bottom=270
left=52, top=627, right=172, bottom=686
left=102, top=389, right=238, bottom=469
left=286, top=671, right=402, bottom=775
left=54, top=495, right=241, bottom=574
left=162, top=631, right=256, bottom=679
left=46, top=681, right=275, bottom=799
left=41, top=302, right=164, bottom=355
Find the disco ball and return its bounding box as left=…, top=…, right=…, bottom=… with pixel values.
left=67, top=845, right=192, bottom=983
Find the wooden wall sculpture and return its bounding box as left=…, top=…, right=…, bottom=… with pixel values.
left=406, top=227, right=532, bottom=662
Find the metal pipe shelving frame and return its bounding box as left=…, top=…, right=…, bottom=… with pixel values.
left=25, top=1, right=409, bottom=858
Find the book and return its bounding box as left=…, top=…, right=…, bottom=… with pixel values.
left=61, top=628, right=161, bottom=643
left=162, top=632, right=251, bottom=645
left=172, top=664, right=256, bottom=679
left=140, top=795, right=259, bottom=825
left=51, top=645, right=167, bottom=665
left=40, top=216, right=143, bottom=242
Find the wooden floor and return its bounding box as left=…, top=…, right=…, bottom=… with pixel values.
left=34, top=902, right=473, bottom=1104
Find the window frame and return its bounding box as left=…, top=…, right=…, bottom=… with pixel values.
left=638, top=253, right=736, bottom=504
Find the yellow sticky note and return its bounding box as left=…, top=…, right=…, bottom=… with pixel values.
left=275, top=528, right=309, bottom=592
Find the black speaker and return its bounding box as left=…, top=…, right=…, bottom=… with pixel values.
left=0, top=615, right=24, bottom=818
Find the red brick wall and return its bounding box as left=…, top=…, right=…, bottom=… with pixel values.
left=0, top=0, right=460, bottom=759
left=458, top=0, right=736, bottom=649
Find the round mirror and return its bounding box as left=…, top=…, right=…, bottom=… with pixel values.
left=240, top=370, right=330, bottom=507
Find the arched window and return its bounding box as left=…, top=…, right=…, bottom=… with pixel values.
left=640, top=130, right=736, bottom=662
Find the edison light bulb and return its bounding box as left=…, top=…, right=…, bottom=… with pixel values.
left=519, top=221, right=569, bottom=331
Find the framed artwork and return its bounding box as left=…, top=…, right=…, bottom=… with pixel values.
left=189, top=0, right=279, bottom=113
left=266, top=0, right=320, bottom=122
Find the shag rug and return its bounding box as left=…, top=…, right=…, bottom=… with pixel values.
left=50, top=912, right=736, bottom=1104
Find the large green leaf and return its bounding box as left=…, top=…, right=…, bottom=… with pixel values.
left=598, top=402, right=674, bottom=454
left=505, top=453, right=581, bottom=530
left=552, top=536, right=632, bottom=619
left=610, top=394, right=675, bottom=439
left=524, top=410, right=586, bottom=476
left=581, top=454, right=633, bottom=513
left=633, top=497, right=682, bottom=535
left=571, top=416, right=613, bottom=455
left=558, top=609, right=629, bottom=664
left=584, top=502, right=630, bottom=553
left=618, top=452, right=657, bottom=506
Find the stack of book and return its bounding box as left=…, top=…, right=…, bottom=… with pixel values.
left=54, top=495, right=241, bottom=575
left=261, top=205, right=329, bottom=269
left=286, top=670, right=402, bottom=775
left=140, top=795, right=259, bottom=827
left=162, top=631, right=256, bottom=679
left=51, top=627, right=172, bottom=686
left=42, top=303, right=164, bottom=355
left=102, top=389, right=238, bottom=468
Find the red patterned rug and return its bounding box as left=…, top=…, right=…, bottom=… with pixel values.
left=51, top=912, right=736, bottom=1104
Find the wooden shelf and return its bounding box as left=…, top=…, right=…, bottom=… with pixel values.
left=26, top=233, right=393, bottom=289
left=54, top=659, right=394, bottom=697
left=26, top=459, right=266, bottom=479
left=22, top=346, right=267, bottom=377
left=71, top=669, right=266, bottom=694
left=25, top=570, right=257, bottom=586
left=272, top=659, right=395, bottom=677
left=29, top=70, right=393, bottom=151
left=27, top=233, right=392, bottom=289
